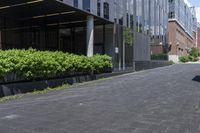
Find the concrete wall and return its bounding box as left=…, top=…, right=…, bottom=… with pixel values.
left=134, top=32, right=151, bottom=61
left=169, top=55, right=179, bottom=63
left=135, top=61, right=172, bottom=71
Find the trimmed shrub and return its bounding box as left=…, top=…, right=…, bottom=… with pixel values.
left=151, top=53, right=168, bottom=60
left=92, top=55, right=113, bottom=73
left=0, top=49, right=112, bottom=81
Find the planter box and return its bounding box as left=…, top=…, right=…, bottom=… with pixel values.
left=0, top=69, right=134, bottom=98
left=0, top=74, right=96, bottom=97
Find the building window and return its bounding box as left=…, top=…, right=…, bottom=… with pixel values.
left=74, top=0, right=78, bottom=7
left=168, top=12, right=175, bottom=18
left=97, top=0, right=101, bottom=16
left=83, top=0, right=90, bottom=12
left=130, top=15, right=134, bottom=29
left=136, top=0, right=142, bottom=33
left=119, top=18, right=123, bottom=25
left=127, top=13, right=129, bottom=27
left=104, top=2, right=109, bottom=19
left=168, top=0, right=174, bottom=3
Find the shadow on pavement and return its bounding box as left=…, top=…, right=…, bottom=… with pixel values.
left=192, top=76, right=200, bottom=82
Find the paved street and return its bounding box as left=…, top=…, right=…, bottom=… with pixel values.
left=0, top=64, right=200, bottom=133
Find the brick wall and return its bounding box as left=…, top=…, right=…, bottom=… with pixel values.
left=168, top=21, right=195, bottom=56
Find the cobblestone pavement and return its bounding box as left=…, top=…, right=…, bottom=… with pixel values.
left=0, top=64, right=200, bottom=133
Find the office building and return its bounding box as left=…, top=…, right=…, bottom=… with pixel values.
left=0, top=0, right=168, bottom=70
left=168, top=0, right=197, bottom=62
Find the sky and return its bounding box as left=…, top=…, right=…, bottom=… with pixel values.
left=185, top=0, right=200, bottom=22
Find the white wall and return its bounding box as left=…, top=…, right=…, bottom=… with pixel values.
left=169, top=55, right=179, bottom=63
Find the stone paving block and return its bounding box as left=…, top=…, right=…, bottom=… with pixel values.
left=0, top=64, right=200, bottom=133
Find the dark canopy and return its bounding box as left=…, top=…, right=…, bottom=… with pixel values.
left=0, top=0, right=112, bottom=29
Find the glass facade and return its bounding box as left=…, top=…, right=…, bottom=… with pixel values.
left=70, top=0, right=168, bottom=46
left=168, top=0, right=197, bottom=37
left=83, top=0, right=168, bottom=47
left=83, top=0, right=91, bottom=11
left=134, top=0, right=169, bottom=50
left=73, top=0, right=78, bottom=7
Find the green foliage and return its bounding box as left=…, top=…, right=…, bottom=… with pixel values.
left=189, top=47, right=199, bottom=58
left=0, top=95, right=21, bottom=103
left=91, top=54, right=112, bottom=73
left=123, top=27, right=133, bottom=46
left=151, top=53, right=168, bottom=60
left=188, top=55, right=198, bottom=62
left=0, top=49, right=112, bottom=81
left=179, top=56, right=189, bottom=63
left=169, top=60, right=175, bottom=65
left=179, top=47, right=199, bottom=63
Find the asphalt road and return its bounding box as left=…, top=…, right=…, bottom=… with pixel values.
left=0, top=64, right=200, bottom=133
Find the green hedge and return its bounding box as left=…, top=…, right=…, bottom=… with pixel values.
left=0, top=49, right=112, bottom=80
left=151, top=53, right=168, bottom=60
left=179, top=55, right=198, bottom=63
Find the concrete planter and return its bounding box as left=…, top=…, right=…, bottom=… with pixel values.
left=0, top=62, right=171, bottom=98
left=0, top=74, right=97, bottom=98
left=0, top=69, right=123, bottom=98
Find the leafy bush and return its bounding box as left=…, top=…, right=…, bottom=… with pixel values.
left=0, top=49, right=112, bottom=81
left=123, top=27, right=133, bottom=46
left=188, top=55, right=198, bottom=62
left=189, top=47, right=199, bottom=58
left=151, top=53, right=168, bottom=60
left=179, top=47, right=199, bottom=63
left=179, top=56, right=189, bottom=63
left=91, top=55, right=113, bottom=73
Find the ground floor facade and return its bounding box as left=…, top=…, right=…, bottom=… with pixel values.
left=0, top=0, right=168, bottom=71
